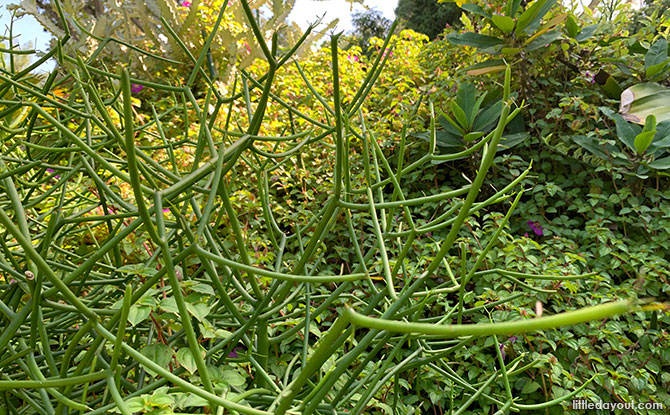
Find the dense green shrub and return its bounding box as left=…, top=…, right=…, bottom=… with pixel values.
left=0, top=0, right=668, bottom=414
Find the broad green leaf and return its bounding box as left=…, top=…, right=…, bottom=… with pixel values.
left=526, top=30, right=562, bottom=51
left=461, top=3, right=491, bottom=18
left=594, top=71, right=623, bottom=99
left=575, top=24, right=598, bottom=42
left=456, top=83, right=477, bottom=128
left=634, top=114, right=657, bottom=154
left=523, top=13, right=567, bottom=45
left=492, top=15, right=515, bottom=34
left=446, top=32, right=504, bottom=49
left=522, top=381, right=541, bottom=394
left=505, top=0, right=522, bottom=17
left=464, top=59, right=506, bottom=75
left=185, top=301, right=211, bottom=322
left=515, top=0, right=556, bottom=36
left=221, top=369, right=246, bottom=387
left=470, top=93, right=488, bottom=127
left=438, top=112, right=465, bottom=135
left=190, top=282, right=215, bottom=296
left=499, top=132, right=529, bottom=150
left=124, top=397, right=146, bottom=412
left=620, top=83, right=670, bottom=124
left=572, top=135, right=616, bottom=161
left=140, top=344, right=173, bottom=376
left=160, top=297, right=180, bottom=314
left=601, top=107, right=640, bottom=152
left=642, top=114, right=657, bottom=133
left=450, top=101, right=469, bottom=129
left=176, top=348, right=198, bottom=374
left=645, top=38, right=668, bottom=76
left=634, top=130, right=656, bottom=155
left=473, top=100, right=503, bottom=132
left=181, top=393, right=209, bottom=407
left=648, top=156, right=670, bottom=169
left=565, top=14, right=579, bottom=38
left=646, top=60, right=669, bottom=79
left=128, top=304, right=152, bottom=326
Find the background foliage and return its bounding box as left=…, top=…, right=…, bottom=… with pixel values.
left=1, top=0, right=669, bottom=414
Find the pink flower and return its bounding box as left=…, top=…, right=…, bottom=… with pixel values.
left=131, top=84, right=144, bottom=93
left=181, top=1, right=191, bottom=7
left=527, top=221, right=544, bottom=236
left=46, top=168, right=60, bottom=179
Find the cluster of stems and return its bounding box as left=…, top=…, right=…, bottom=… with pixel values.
left=0, top=1, right=636, bottom=414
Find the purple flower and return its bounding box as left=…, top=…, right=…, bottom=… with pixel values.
left=131, top=84, right=144, bottom=94
left=584, top=71, right=596, bottom=84
left=499, top=336, right=518, bottom=360
left=46, top=168, right=60, bottom=179
left=527, top=220, right=543, bottom=236
left=228, top=347, right=243, bottom=358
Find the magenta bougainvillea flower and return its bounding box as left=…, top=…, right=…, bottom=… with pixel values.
left=181, top=0, right=191, bottom=7
left=131, top=84, right=144, bottom=94
left=527, top=220, right=543, bottom=236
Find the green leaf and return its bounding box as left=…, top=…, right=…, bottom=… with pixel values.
left=565, top=14, right=579, bottom=38
left=438, top=112, right=465, bottom=135
left=572, top=135, right=615, bottom=161
left=645, top=38, right=668, bottom=77
left=176, top=348, right=198, bottom=374
left=221, top=369, right=246, bottom=387
left=190, top=283, right=215, bottom=296
left=124, top=397, right=146, bottom=412
left=450, top=101, right=468, bottom=129
left=117, top=264, right=156, bottom=277
left=456, top=83, right=478, bottom=128
left=620, top=83, right=670, bottom=124
left=646, top=60, right=669, bottom=79
left=499, top=132, right=529, bottom=150
left=601, top=107, right=640, bottom=152
left=634, top=131, right=656, bottom=155
left=160, top=297, right=180, bottom=314
left=446, top=32, right=504, bottom=49
left=185, top=302, right=211, bottom=322
left=505, top=0, right=522, bottom=17
left=648, top=156, right=670, bottom=170
left=522, top=381, right=541, bottom=394
left=635, top=114, right=656, bottom=155
left=127, top=304, right=152, bottom=326
left=473, top=100, right=503, bottom=132
left=461, top=3, right=491, bottom=18
left=463, top=59, right=506, bottom=76
left=526, top=30, right=562, bottom=51
left=492, top=14, right=515, bottom=33
left=515, top=0, right=556, bottom=36
left=181, top=393, right=209, bottom=407
left=575, top=24, right=598, bottom=42
left=464, top=132, right=485, bottom=142
left=140, top=344, right=173, bottom=376
left=642, top=114, right=657, bottom=133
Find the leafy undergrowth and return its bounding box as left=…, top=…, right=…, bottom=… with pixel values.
left=1, top=0, right=669, bottom=414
